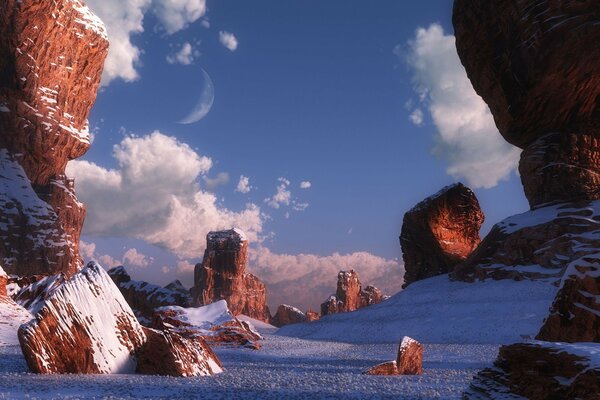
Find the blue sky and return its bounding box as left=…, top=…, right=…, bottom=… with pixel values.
left=72, top=0, right=528, bottom=310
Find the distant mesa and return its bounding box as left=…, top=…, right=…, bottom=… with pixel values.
left=0, top=0, right=108, bottom=277
left=400, top=183, right=483, bottom=288
left=191, top=228, right=272, bottom=323
left=320, top=269, right=387, bottom=316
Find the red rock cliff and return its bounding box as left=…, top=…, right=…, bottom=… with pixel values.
left=321, top=270, right=386, bottom=316
left=0, top=0, right=108, bottom=276
left=191, top=229, right=271, bottom=323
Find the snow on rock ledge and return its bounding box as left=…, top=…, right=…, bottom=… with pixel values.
left=18, top=262, right=222, bottom=376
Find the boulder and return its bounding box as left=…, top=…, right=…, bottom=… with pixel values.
left=191, top=229, right=271, bottom=322
left=396, top=336, right=423, bottom=375
left=453, top=0, right=600, bottom=150
left=151, top=300, right=262, bottom=349
left=0, top=0, right=108, bottom=276
left=0, top=266, right=7, bottom=298
left=537, top=255, right=600, bottom=343
left=18, top=262, right=222, bottom=376
left=364, top=336, right=423, bottom=376
left=465, top=342, right=600, bottom=400
left=108, top=266, right=191, bottom=324
left=321, top=270, right=387, bottom=316
left=400, top=183, right=483, bottom=287
left=305, top=310, right=320, bottom=322
left=271, top=304, right=307, bottom=327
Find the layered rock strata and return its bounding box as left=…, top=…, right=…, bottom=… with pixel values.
left=400, top=183, right=483, bottom=287
left=191, top=229, right=271, bottom=322
left=0, top=0, right=109, bottom=276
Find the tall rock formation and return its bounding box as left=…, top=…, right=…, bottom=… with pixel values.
left=400, top=183, right=484, bottom=287
left=191, top=229, right=271, bottom=323
left=0, top=0, right=108, bottom=276
left=320, top=270, right=386, bottom=316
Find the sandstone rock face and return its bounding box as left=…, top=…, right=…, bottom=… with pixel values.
left=519, top=132, right=600, bottom=208
left=306, top=310, right=320, bottom=322
left=397, top=336, right=423, bottom=375
left=18, top=262, right=222, bottom=376
left=364, top=336, right=423, bottom=376
left=0, top=266, right=7, bottom=298
left=136, top=327, right=223, bottom=377
left=537, top=256, right=600, bottom=343
left=466, top=342, right=600, bottom=400
left=453, top=201, right=600, bottom=282
left=271, top=304, right=307, bottom=327
left=453, top=0, right=600, bottom=150
left=191, top=229, right=271, bottom=322
left=0, top=0, right=108, bottom=276
left=108, top=266, right=191, bottom=324
left=151, top=300, right=262, bottom=349
left=320, top=270, right=387, bottom=316
left=400, top=183, right=483, bottom=288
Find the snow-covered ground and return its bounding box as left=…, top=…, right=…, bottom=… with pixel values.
left=278, top=275, right=558, bottom=344
left=0, top=299, right=31, bottom=346
left=0, top=335, right=497, bottom=399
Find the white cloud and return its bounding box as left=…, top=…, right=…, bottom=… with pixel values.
left=67, top=131, right=263, bottom=259
left=235, top=175, right=252, bottom=194
left=265, top=177, right=291, bottom=209
left=405, top=24, right=520, bottom=189
left=122, top=248, right=153, bottom=268
left=203, top=172, right=230, bottom=191
left=299, top=181, right=311, bottom=189
left=79, top=240, right=97, bottom=259
left=248, top=247, right=404, bottom=311
left=292, top=201, right=309, bottom=212
left=409, top=108, right=424, bottom=126
left=98, top=254, right=121, bottom=269
left=166, top=42, right=199, bottom=65
left=86, top=0, right=207, bottom=86
left=219, top=31, right=238, bottom=51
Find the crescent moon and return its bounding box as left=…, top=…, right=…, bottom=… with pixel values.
left=178, top=69, right=215, bottom=124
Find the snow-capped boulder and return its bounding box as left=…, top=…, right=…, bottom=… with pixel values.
left=191, top=229, right=271, bottom=322
left=152, top=300, right=262, bottom=349
left=364, top=336, right=423, bottom=376
left=271, top=304, right=307, bottom=327
left=321, top=270, right=387, bottom=316
left=466, top=342, right=600, bottom=399
left=400, top=183, right=484, bottom=287
left=0, top=0, right=108, bottom=276
left=18, top=262, right=222, bottom=376
left=108, top=266, right=191, bottom=324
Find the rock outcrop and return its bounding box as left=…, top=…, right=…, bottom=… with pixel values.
left=465, top=342, right=600, bottom=400
left=151, top=300, right=262, bottom=349
left=18, top=262, right=222, bottom=376
left=271, top=304, right=307, bottom=327
left=0, top=0, right=108, bottom=276
left=537, top=255, right=600, bottom=343
left=321, top=270, right=387, bottom=316
left=306, top=310, right=320, bottom=322
left=365, top=336, right=423, bottom=376
left=400, top=183, right=483, bottom=287
left=108, top=266, right=191, bottom=324
left=0, top=266, right=7, bottom=298
left=191, top=229, right=271, bottom=322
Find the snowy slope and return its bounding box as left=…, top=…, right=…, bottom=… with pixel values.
left=278, top=275, right=558, bottom=344
left=0, top=299, right=31, bottom=346
left=238, top=314, right=278, bottom=335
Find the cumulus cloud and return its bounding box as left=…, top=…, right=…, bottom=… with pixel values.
left=86, top=0, right=207, bottom=86
left=299, top=181, right=311, bottom=189
left=122, top=248, right=153, bottom=268
left=79, top=240, right=96, bottom=259
left=265, top=178, right=291, bottom=209
left=248, top=247, right=404, bottom=311
left=166, top=42, right=199, bottom=65
left=203, top=172, right=230, bottom=191
left=219, top=31, right=238, bottom=51
left=235, top=175, right=252, bottom=194
left=409, top=108, right=424, bottom=126
left=406, top=24, right=520, bottom=189
left=67, top=131, right=263, bottom=259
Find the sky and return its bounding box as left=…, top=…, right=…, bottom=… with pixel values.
left=69, top=0, right=529, bottom=311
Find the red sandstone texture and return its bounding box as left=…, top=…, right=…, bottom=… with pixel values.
left=400, top=183, right=483, bottom=288
left=191, top=229, right=271, bottom=322
left=0, top=0, right=108, bottom=276
left=305, top=310, right=320, bottom=322
left=18, top=262, right=222, bottom=376
left=320, top=270, right=386, bottom=316
left=465, top=342, right=600, bottom=400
